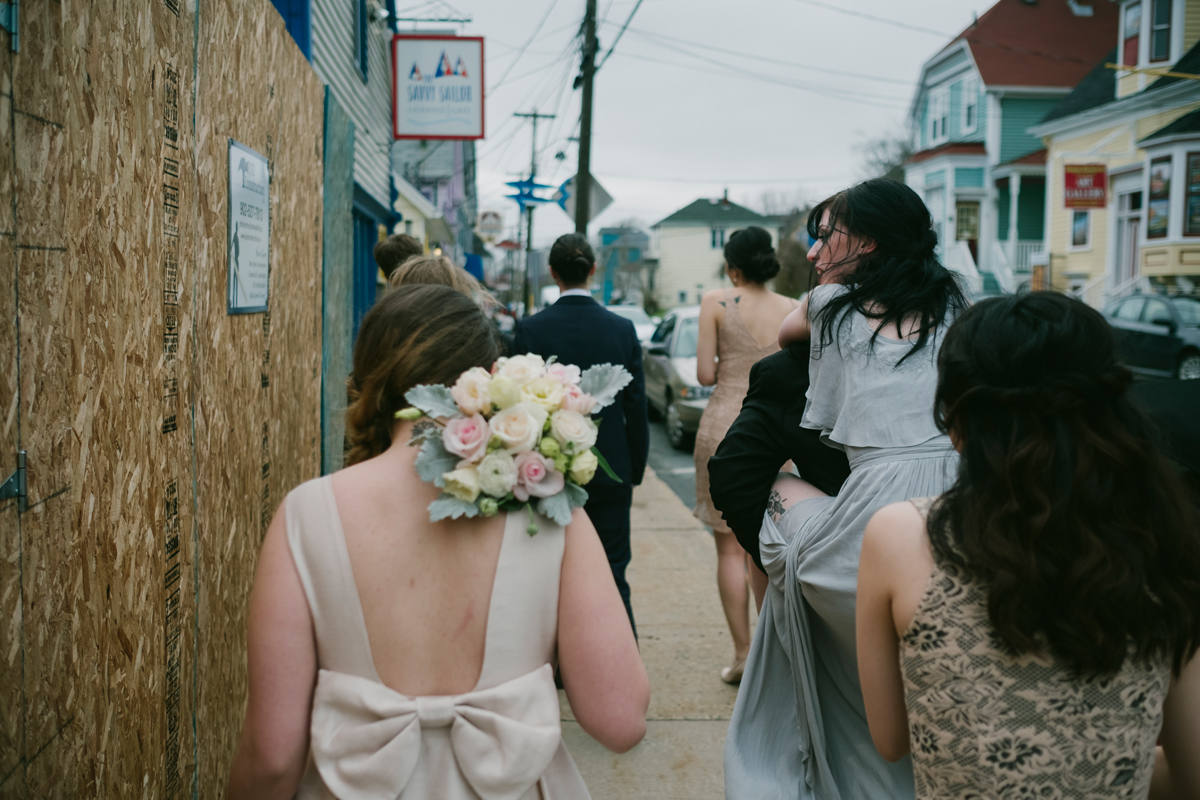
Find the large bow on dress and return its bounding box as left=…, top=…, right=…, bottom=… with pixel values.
left=310, top=663, right=562, bottom=800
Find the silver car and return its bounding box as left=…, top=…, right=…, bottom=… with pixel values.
left=643, top=306, right=712, bottom=450
left=606, top=304, right=658, bottom=344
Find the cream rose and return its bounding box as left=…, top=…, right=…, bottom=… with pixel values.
left=477, top=451, right=518, bottom=497
left=489, top=376, right=522, bottom=410
left=488, top=402, right=545, bottom=454
left=545, top=362, right=581, bottom=386
left=561, top=384, right=597, bottom=415
left=442, top=467, right=481, bottom=503
left=512, top=451, right=566, bottom=502
left=550, top=409, right=599, bottom=453
left=442, top=413, right=489, bottom=465
left=520, top=377, right=567, bottom=411
left=450, top=367, right=493, bottom=416
left=495, top=354, right=545, bottom=386
left=569, top=449, right=599, bottom=484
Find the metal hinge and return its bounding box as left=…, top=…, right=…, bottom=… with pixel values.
left=0, top=450, right=27, bottom=512
left=0, top=3, right=18, bottom=53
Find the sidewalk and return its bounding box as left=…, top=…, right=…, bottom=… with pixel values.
left=559, top=466, right=754, bottom=798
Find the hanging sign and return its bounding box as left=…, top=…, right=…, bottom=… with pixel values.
left=227, top=139, right=270, bottom=314
left=393, top=35, right=485, bottom=140
left=1064, top=164, right=1107, bottom=208
left=554, top=174, right=614, bottom=222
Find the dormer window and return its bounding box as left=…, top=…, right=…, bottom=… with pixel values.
left=1123, top=2, right=1141, bottom=66
left=928, top=87, right=949, bottom=145
left=961, top=77, right=978, bottom=134
left=1150, top=0, right=1172, bottom=62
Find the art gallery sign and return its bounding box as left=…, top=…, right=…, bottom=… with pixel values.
left=1064, top=164, right=1107, bottom=208
left=393, top=35, right=484, bottom=140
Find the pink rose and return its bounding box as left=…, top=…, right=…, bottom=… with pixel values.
left=561, top=384, right=597, bottom=415
left=442, top=414, right=490, bottom=465
left=545, top=362, right=582, bottom=386
left=512, top=451, right=565, bottom=501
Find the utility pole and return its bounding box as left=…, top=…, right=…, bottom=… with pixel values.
left=575, top=0, right=597, bottom=235
left=514, top=109, right=555, bottom=317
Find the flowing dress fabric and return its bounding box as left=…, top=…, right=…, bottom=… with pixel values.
left=725, top=284, right=958, bottom=800
left=286, top=476, right=590, bottom=800
left=694, top=289, right=788, bottom=530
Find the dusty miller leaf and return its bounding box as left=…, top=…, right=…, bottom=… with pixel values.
left=415, top=437, right=458, bottom=487
left=579, top=364, right=633, bottom=410
left=537, top=493, right=574, bottom=527
left=429, top=496, right=481, bottom=522
left=563, top=482, right=589, bottom=509
left=404, top=384, right=462, bottom=420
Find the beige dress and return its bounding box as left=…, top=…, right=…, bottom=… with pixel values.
left=694, top=288, right=790, bottom=531
left=286, top=476, right=591, bottom=800
left=901, top=500, right=1170, bottom=799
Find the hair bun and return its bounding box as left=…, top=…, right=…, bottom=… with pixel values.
left=724, top=226, right=780, bottom=283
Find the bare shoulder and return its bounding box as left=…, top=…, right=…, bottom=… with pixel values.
left=863, top=501, right=932, bottom=560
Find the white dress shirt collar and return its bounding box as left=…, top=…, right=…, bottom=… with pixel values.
left=559, top=288, right=593, bottom=299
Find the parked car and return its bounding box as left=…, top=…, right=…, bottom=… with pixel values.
left=643, top=306, right=712, bottom=449
left=1103, top=293, right=1200, bottom=380
left=606, top=304, right=658, bottom=344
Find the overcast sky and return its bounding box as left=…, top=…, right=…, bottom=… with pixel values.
left=425, top=0, right=997, bottom=246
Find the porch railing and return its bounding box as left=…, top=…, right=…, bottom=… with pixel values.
left=997, top=239, right=1044, bottom=273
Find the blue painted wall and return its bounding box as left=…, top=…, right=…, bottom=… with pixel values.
left=999, top=98, right=1059, bottom=163
left=955, top=167, right=984, bottom=188
left=996, top=178, right=1046, bottom=240
left=322, top=89, right=355, bottom=474
left=269, top=0, right=312, bottom=60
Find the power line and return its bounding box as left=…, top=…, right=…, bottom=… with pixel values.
left=788, top=0, right=954, bottom=38
left=596, top=0, right=644, bottom=71
left=488, top=0, right=563, bottom=93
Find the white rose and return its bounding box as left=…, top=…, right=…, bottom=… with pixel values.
left=489, top=376, right=522, bottom=410
left=442, top=467, right=481, bottom=503
left=451, top=367, right=493, bottom=416
left=496, top=354, right=545, bottom=386
left=488, top=402, right=545, bottom=454
left=569, top=448, right=599, bottom=484
left=520, top=377, right=567, bottom=411
left=477, top=451, right=518, bottom=497
left=550, top=409, right=598, bottom=453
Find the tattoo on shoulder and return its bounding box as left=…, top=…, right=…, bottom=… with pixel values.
left=718, top=301, right=726, bottom=308
left=409, top=419, right=437, bottom=445
left=768, top=490, right=786, bottom=523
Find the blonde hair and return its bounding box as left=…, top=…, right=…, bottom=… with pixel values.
left=388, top=254, right=481, bottom=296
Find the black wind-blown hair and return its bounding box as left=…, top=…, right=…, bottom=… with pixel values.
left=929, top=292, right=1200, bottom=677
left=724, top=226, right=780, bottom=283
left=806, top=179, right=968, bottom=365
left=548, top=233, right=595, bottom=286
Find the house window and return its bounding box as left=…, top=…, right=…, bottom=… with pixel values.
left=928, top=88, right=949, bottom=144
left=1148, top=156, right=1171, bottom=238
left=1123, top=1, right=1141, bottom=66
left=1150, top=0, right=1172, bottom=62
left=355, top=0, right=369, bottom=81
left=961, top=77, right=978, bottom=134
left=677, top=290, right=688, bottom=304
left=1069, top=210, right=1091, bottom=250
left=1185, top=152, right=1200, bottom=235
left=711, top=228, right=726, bottom=249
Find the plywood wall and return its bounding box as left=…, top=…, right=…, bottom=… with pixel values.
left=0, top=1, right=326, bottom=796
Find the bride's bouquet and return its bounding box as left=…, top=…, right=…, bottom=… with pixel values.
left=396, top=354, right=632, bottom=532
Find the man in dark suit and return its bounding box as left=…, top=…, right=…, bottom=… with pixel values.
left=707, top=344, right=852, bottom=573
left=514, top=235, right=649, bottom=635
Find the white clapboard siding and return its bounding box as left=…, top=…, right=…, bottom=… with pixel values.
left=312, top=0, right=393, bottom=212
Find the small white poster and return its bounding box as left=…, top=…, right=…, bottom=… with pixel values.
left=227, top=139, right=270, bottom=313
left=393, top=35, right=485, bottom=140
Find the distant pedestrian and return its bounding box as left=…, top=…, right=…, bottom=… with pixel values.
left=372, top=232, right=424, bottom=281
left=693, top=226, right=799, bottom=684
left=857, top=292, right=1200, bottom=798
left=514, top=234, right=649, bottom=636
left=387, top=252, right=487, bottom=299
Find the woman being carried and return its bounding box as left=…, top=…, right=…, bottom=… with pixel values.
left=857, top=292, right=1200, bottom=799
left=725, top=179, right=967, bottom=799
left=693, top=226, right=798, bottom=684
left=227, top=284, right=649, bottom=799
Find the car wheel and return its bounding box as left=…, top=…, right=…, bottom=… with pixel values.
left=665, top=398, right=694, bottom=451
left=1178, top=350, right=1200, bottom=380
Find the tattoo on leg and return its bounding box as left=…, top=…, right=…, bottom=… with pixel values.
left=768, top=490, right=785, bottom=522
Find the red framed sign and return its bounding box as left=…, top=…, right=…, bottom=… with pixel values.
left=1063, top=163, right=1107, bottom=208
left=393, top=35, right=485, bottom=140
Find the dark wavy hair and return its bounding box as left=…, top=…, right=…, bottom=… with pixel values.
left=548, top=233, right=595, bottom=286
left=724, top=226, right=780, bottom=283
left=346, top=284, right=502, bottom=466
left=929, top=292, right=1200, bottom=676
left=806, top=179, right=967, bottom=364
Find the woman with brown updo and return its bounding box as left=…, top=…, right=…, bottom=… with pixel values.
left=227, top=284, right=648, bottom=799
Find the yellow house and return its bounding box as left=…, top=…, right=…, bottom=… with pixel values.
left=1031, top=0, right=1200, bottom=305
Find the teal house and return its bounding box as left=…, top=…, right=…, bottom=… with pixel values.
left=903, top=0, right=1118, bottom=291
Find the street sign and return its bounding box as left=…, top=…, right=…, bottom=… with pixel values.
left=554, top=173, right=613, bottom=222
left=392, top=35, right=485, bottom=140
left=1064, top=164, right=1106, bottom=208
left=477, top=210, right=504, bottom=240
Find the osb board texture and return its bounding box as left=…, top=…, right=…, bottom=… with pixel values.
left=190, top=0, right=324, bottom=791
left=321, top=89, right=353, bottom=476
left=0, top=0, right=322, bottom=796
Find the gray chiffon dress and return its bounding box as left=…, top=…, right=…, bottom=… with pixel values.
left=724, top=284, right=960, bottom=799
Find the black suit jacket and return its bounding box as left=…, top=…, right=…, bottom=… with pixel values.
left=708, top=345, right=852, bottom=571
left=514, top=296, right=649, bottom=489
